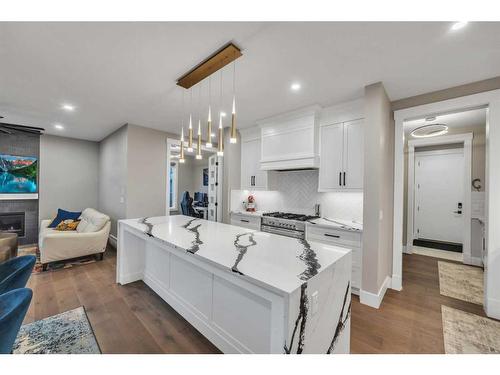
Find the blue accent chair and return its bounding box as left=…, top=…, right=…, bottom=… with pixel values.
left=0, top=255, right=36, bottom=295
left=0, top=288, right=33, bottom=354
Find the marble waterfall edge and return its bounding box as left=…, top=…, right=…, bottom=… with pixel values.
left=118, top=215, right=351, bottom=354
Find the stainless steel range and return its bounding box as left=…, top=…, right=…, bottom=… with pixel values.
left=261, top=212, right=319, bottom=239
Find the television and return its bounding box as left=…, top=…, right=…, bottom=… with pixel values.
left=0, top=154, right=38, bottom=194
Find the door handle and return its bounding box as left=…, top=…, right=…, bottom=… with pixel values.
left=343, top=172, right=346, bottom=186
left=339, top=172, right=342, bottom=186
left=324, top=233, right=340, bottom=238
left=453, top=210, right=462, bottom=214
left=240, top=219, right=250, bottom=223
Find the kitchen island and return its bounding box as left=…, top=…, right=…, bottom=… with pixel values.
left=117, top=215, right=351, bottom=354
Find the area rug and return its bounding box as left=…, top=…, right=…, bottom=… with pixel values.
left=13, top=306, right=101, bottom=354
left=438, top=261, right=483, bottom=305
left=442, top=305, right=500, bottom=354
left=18, top=246, right=98, bottom=273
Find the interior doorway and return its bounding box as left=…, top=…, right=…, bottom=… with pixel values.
left=404, top=108, right=486, bottom=266
left=166, top=139, right=223, bottom=222
left=392, top=89, right=500, bottom=320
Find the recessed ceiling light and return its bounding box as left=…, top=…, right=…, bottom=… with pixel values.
left=291, top=82, right=301, bottom=91
left=61, top=103, right=75, bottom=111
left=451, top=21, right=468, bottom=31
left=220, top=112, right=227, bottom=117
left=425, top=116, right=437, bottom=122
left=54, top=124, right=65, bottom=130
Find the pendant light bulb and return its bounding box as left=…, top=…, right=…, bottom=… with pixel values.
left=229, top=56, right=237, bottom=144
left=217, top=112, right=224, bottom=157
left=196, top=121, right=202, bottom=160
left=206, top=105, right=212, bottom=148
left=187, top=114, right=193, bottom=152
left=230, top=96, right=237, bottom=144
left=179, top=128, right=185, bottom=163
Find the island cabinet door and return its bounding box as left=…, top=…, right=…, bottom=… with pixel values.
left=119, top=227, right=288, bottom=353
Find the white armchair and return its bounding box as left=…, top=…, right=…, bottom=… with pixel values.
left=39, top=208, right=111, bottom=270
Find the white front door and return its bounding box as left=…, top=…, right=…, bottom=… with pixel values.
left=414, top=149, right=465, bottom=244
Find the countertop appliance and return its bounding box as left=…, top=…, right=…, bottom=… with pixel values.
left=261, top=212, right=319, bottom=239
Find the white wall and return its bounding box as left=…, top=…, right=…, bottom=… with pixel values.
left=39, top=134, right=99, bottom=222
left=98, top=126, right=127, bottom=236
left=126, top=124, right=172, bottom=219
left=362, top=82, right=394, bottom=299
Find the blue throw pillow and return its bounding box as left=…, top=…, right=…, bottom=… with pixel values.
left=48, top=209, right=82, bottom=228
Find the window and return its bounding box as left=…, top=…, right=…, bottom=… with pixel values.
left=169, top=161, right=178, bottom=210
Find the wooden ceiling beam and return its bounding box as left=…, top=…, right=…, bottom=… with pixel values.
left=176, top=42, right=242, bottom=89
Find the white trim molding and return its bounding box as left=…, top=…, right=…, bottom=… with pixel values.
left=392, top=89, right=500, bottom=320
left=360, top=276, right=391, bottom=309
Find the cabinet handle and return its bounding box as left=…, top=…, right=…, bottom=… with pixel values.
left=324, top=233, right=340, bottom=238
left=240, top=219, right=250, bottom=223
left=343, top=172, right=346, bottom=186
left=339, top=172, right=342, bottom=186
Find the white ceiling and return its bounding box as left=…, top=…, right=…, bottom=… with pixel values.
left=1, top=22, right=500, bottom=141
left=404, top=107, right=487, bottom=135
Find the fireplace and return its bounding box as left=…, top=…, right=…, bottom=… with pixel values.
left=0, top=212, right=25, bottom=238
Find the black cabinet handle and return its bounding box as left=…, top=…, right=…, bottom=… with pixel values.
left=240, top=219, right=250, bottom=223
left=339, top=172, right=342, bottom=186
left=324, top=233, right=340, bottom=238
left=343, top=172, right=346, bottom=186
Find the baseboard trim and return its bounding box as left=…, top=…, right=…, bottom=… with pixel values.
left=360, top=276, right=391, bottom=309
left=485, top=296, right=500, bottom=320
left=463, top=255, right=483, bottom=267
left=390, top=274, right=402, bottom=291
left=108, top=234, right=117, bottom=248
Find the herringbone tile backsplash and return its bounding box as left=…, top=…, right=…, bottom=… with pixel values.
left=231, top=170, right=363, bottom=222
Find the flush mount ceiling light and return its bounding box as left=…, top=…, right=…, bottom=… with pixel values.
left=425, top=116, right=437, bottom=122
left=451, top=21, right=468, bottom=31
left=290, top=82, right=301, bottom=91
left=54, top=123, right=65, bottom=130
left=410, top=124, right=448, bottom=138
left=61, top=103, right=75, bottom=111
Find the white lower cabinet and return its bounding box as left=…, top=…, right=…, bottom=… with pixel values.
left=306, top=225, right=362, bottom=294
left=230, top=213, right=262, bottom=231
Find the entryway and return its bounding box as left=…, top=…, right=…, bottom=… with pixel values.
left=413, top=148, right=465, bottom=255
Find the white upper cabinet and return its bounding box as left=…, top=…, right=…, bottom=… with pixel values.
left=319, top=123, right=344, bottom=190
left=343, top=119, right=364, bottom=189
left=318, top=100, right=364, bottom=192
left=240, top=128, right=268, bottom=190
left=259, top=106, right=320, bottom=171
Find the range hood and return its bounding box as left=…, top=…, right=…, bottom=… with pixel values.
left=258, top=106, right=321, bottom=171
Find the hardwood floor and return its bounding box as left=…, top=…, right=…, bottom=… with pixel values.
left=25, top=248, right=484, bottom=354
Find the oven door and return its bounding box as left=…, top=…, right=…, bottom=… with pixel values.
left=261, top=224, right=304, bottom=239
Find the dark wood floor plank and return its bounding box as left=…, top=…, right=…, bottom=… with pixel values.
left=23, top=247, right=485, bottom=354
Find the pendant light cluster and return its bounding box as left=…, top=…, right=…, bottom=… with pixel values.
left=176, top=42, right=242, bottom=164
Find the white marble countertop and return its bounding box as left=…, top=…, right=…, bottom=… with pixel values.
left=120, top=215, right=351, bottom=295
left=307, top=217, right=363, bottom=232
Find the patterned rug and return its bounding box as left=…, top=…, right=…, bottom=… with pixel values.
left=13, top=307, right=101, bottom=354
left=18, top=246, right=98, bottom=273
left=442, top=305, right=500, bottom=353
left=438, top=261, right=483, bottom=305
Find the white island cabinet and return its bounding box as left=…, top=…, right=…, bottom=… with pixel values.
left=117, top=215, right=352, bottom=354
